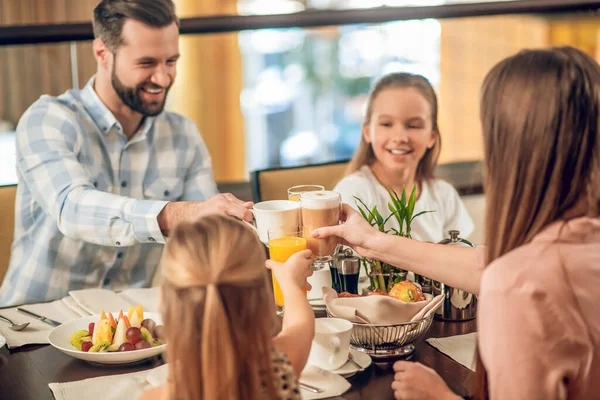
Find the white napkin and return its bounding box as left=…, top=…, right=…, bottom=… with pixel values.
left=49, top=368, right=154, bottom=400
left=144, top=363, right=351, bottom=400
left=0, top=299, right=80, bottom=349
left=426, top=332, right=477, bottom=371
left=119, top=287, right=160, bottom=313
left=299, top=365, right=352, bottom=399
left=68, top=289, right=133, bottom=314
left=61, top=296, right=92, bottom=317
left=323, top=287, right=443, bottom=325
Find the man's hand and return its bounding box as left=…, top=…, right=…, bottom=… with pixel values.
left=157, top=193, right=254, bottom=236
left=198, top=193, right=254, bottom=222
left=391, top=361, right=462, bottom=400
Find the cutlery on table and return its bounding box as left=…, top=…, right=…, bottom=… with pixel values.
left=17, top=308, right=61, bottom=327
left=347, top=352, right=364, bottom=371
left=0, top=314, right=29, bottom=331
left=299, top=382, right=324, bottom=393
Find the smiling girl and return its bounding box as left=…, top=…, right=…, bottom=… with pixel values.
left=335, top=73, right=473, bottom=243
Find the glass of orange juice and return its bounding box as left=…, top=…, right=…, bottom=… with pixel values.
left=287, top=185, right=325, bottom=202
left=268, top=229, right=307, bottom=316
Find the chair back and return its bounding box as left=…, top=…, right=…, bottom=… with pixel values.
left=251, top=160, right=348, bottom=202
left=0, top=185, right=16, bottom=286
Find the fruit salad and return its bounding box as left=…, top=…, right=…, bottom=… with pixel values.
left=69, top=305, right=165, bottom=353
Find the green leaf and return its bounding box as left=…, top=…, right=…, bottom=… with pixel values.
left=354, top=197, right=377, bottom=225
left=372, top=206, right=384, bottom=227
left=407, top=184, right=417, bottom=221
left=355, top=202, right=369, bottom=221
left=410, top=210, right=436, bottom=223
left=400, top=187, right=407, bottom=207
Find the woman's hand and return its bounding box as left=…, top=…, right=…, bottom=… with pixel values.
left=265, top=249, right=314, bottom=292
left=311, top=203, right=384, bottom=259
left=392, top=361, right=462, bottom=400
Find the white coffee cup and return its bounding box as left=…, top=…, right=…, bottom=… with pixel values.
left=246, top=200, right=300, bottom=244
left=307, top=268, right=332, bottom=301
left=307, top=318, right=353, bottom=371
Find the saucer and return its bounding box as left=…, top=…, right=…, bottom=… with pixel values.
left=332, top=348, right=372, bottom=378
left=308, top=298, right=326, bottom=307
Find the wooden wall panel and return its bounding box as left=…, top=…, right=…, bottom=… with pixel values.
left=0, top=0, right=97, bottom=127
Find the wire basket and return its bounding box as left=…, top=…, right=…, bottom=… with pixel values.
left=327, top=309, right=434, bottom=360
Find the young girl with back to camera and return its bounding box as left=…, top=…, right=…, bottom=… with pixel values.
left=139, top=214, right=314, bottom=400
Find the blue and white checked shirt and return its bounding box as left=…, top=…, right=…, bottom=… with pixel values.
left=0, top=77, right=218, bottom=306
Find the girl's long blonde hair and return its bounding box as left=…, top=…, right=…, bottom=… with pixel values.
left=159, top=215, right=279, bottom=400
left=345, top=72, right=441, bottom=181
left=475, top=46, right=600, bottom=399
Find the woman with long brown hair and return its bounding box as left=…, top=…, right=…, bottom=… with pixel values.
left=139, top=214, right=314, bottom=400
left=313, top=46, right=600, bottom=399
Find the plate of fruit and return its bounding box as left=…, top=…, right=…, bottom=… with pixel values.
left=48, top=306, right=166, bottom=365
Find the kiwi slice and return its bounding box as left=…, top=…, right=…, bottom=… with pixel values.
left=69, top=330, right=91, bottom=350
left=88, top=340, right=111, bottom=352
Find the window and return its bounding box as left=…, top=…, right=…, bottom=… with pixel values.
left=239, top=0, right=442, bottom=171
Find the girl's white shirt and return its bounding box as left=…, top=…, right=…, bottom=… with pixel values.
left=334, top=165, right=474, bottom=244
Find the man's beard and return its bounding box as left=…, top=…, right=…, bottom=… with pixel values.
left=111, top=65, right=170, bottom=117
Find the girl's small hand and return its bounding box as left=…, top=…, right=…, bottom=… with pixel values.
left=266, top=249, right=314, bottom=292
left=391, top=361, right=461, bottom=400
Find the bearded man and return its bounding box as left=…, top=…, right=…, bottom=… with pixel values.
left=0, top=0, right=253, bottom=306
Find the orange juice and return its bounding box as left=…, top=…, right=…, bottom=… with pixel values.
left=288, top=194, right=301, bottom=202
left=268, top=236, right=307, bottom=306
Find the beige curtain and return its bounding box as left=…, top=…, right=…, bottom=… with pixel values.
left=171, top=0, right=246, bottom=183
left=438, top=15, right=549, bottom=164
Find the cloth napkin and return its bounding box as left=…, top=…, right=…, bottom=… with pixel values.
left=299, top=365, right=352, bottom=399
left=0, top=299, right=80, bottom=349
left=49, top=368, right=154, bottom=400
left=68, top=289, right=134, bottom=315
left=119, top=287, right=160, bottom=313
left=61, top=296, right=92, bottom=317
left=426, top=332, right=478, bottom=371
left=145, top=363, right=351, bottom=400
left=323, top=287, right=443, bottom=324
left=68, top=288, right=160, bottom=315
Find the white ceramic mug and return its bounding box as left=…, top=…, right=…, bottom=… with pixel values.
left=307, top=268, right=332, bottom=301
left=307, top=318, right=353, bottom=371
left=246, top=200, right=300, bottom=244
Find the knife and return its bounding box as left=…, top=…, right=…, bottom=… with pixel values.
left=17, top=308, right=62, bottom=327
left=299, top=382, right=324, bottom=393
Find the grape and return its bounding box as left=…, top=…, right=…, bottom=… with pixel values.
left=88, top=322, right=95, bottom=337
left=126, top=327, right=142, bottom=345
left=154, top=325, right=165, bottom=342
left=118, top=342, right=135, bottom=352
left=81, top=341, right=93, bottom=352
left=141, top=319, right=156, bottom=337
left=135, top=340, right=151, bottom=350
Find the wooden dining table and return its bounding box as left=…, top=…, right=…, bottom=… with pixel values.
left=0, top=315, right=476, bottom=400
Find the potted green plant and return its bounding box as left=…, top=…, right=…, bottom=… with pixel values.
left=354, top=184, right=434, bottom=292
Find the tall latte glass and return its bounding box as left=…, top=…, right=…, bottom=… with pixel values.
left=287, top=185, right=325, bottom=202
left=300, top=191, right=341, bottom=263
